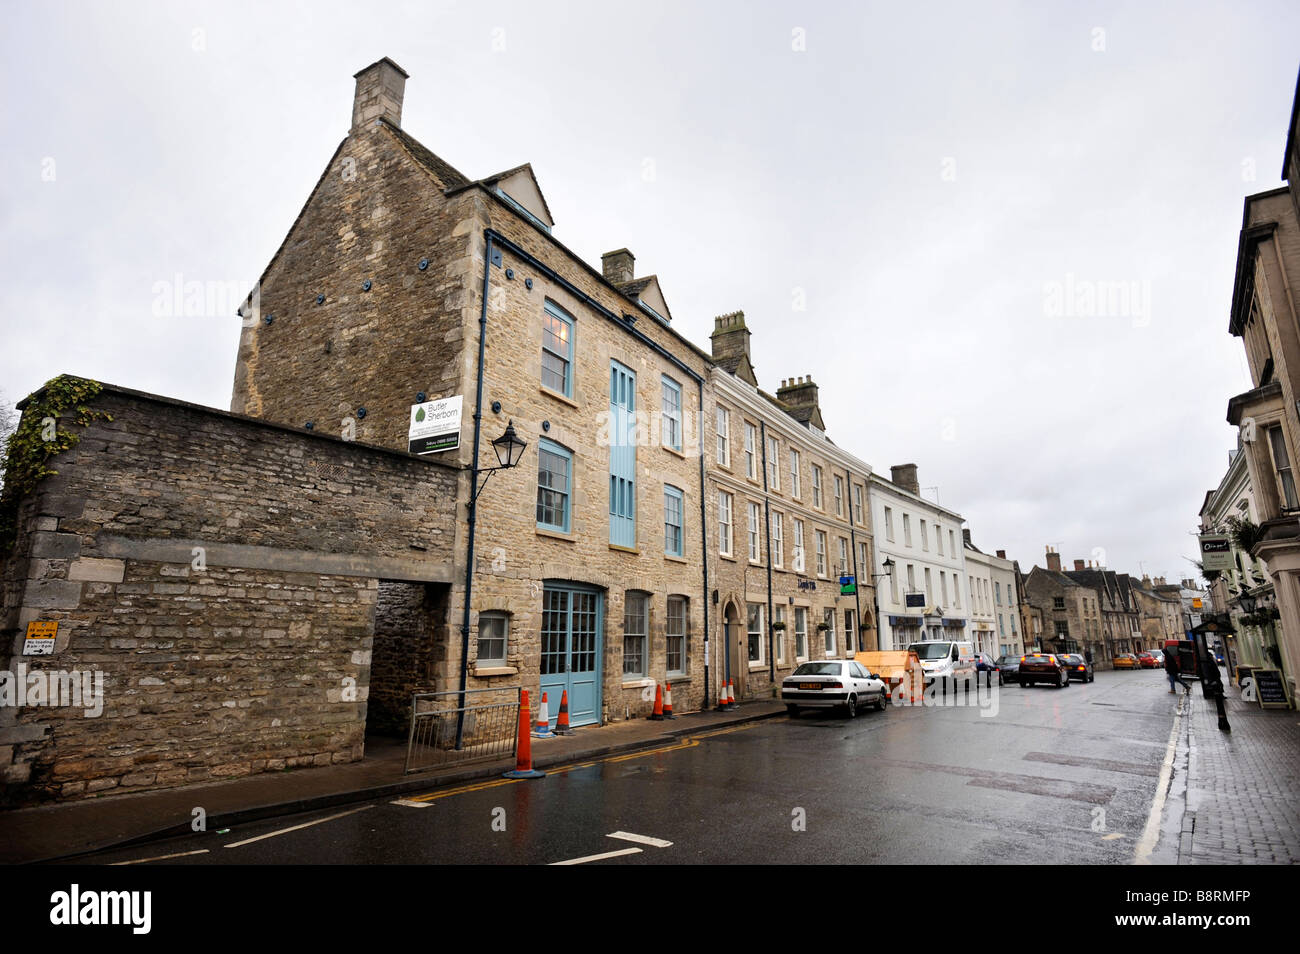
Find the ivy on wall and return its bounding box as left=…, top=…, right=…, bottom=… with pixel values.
left=0, top=375, right=110, bottom=555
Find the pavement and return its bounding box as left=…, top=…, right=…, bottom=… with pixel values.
left=1175, top=682, right=1300, bottom=864
left=0, top=699, right=786, bottom=865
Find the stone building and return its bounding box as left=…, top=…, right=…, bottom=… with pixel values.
left=1013, top=560, right=1044, bottom=653
left=1222, top=70, right=1300, bottom=702
left=706, top=315, right=877, bottom=701
left=868, top=466, right=968, bottom=651
left=229, top=58, right=717, bottom=726
left=1061, top=561, right=1141, bottom=660
left=1022, top=550, right=1089, bottom=658
left=1130, top=576, right=1185, bottom=649
left=1199, top=443, right=1283, bottom=673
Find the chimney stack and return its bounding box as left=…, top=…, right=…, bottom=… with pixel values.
left=889, top=463, right=920, bottom=496
left=777, top=376, right=823, bottom=426
left=601, top=249, right=635, bottom=285
left=352, top=58, right=408, bottom=133
left=710, top=310, right=751, bottom=363
left=1074, top=559, right=1086, bottom=571
left=962, top=528, right=973, bottom=547
left=1046, top=546, right=1062, bottom=573
left=996, top=549, right=1006, bottom=559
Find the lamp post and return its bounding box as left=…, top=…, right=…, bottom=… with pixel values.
left=871, top=558, right=895, bottom=652
left=455, top=420, right=528, bottom=749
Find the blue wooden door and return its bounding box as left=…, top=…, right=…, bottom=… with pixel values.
left=540, top=584, right=603, bottom=727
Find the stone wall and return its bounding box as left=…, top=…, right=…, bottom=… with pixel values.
left=0, top=384, right=457, bottom=802
left=369, top=580, right=448, bottom=735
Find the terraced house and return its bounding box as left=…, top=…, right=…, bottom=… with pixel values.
left=706, top=314, right=878, bottom=701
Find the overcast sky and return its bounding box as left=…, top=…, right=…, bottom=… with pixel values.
left=3, top=1, right=1298, bottom=582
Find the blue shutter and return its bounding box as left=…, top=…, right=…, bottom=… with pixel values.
left=610, top=361, right=636, bottom=547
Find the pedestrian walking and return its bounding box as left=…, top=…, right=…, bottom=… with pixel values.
left=1164, top=645, right=1183, bottom=694
left=1084, top=648, right=1093, bottom=666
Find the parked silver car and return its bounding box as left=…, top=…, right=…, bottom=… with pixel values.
left=782, top=660, right=888, bottom=718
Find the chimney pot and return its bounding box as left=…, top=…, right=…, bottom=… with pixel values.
left=1046, top=548, right=1062, bottom=572
left=996, top=549, right=1006, bottom=559
left=1074, top=560, right=1086, bottom=571
left=352, top=57, right=408, bottom=133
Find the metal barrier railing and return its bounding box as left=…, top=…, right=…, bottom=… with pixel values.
left=404, top=686, right=521, bottom=775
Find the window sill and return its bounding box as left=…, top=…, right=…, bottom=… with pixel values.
left=748, top=662, right=767, bottom=671
left=610, top=543, right=639, bottom=555
left=621, top=678, right=653, bottom=690
left=540, top=386, right=579, bottom=409
left=663, top=445, right=687, bottom=460
left=666, top=674, right=689, bottom=683
left=719, top=553, right=738, bottom=563
left=536, top=527, right=576, bottom=542
left=474, top=666, right=518, bottom=677
left=664, top=553, right=688, bottom=564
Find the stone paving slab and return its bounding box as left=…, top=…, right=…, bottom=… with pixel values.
left=1181, top=686, right=1300, bottom=865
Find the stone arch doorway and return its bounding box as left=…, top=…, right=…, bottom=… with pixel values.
left=723, top=599, right=745, bottom=699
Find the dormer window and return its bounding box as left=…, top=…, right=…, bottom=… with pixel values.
left=638, top=299, right=668, bottom=325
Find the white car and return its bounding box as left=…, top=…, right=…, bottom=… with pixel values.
left=782, top=660, right=889, bottom=718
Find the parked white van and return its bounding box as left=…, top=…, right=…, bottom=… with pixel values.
left=907, top=640, right=976, bottom=685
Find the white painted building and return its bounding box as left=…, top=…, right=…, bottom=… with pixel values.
left=963, top=533, right=1022, bottom=658
left=867, top=465, right=969, bottom=651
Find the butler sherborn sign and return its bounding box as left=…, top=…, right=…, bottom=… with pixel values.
left=408, top=396, right=463, bottom=454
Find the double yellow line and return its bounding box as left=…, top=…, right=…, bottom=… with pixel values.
left=404, top=720, right=765, bottom=804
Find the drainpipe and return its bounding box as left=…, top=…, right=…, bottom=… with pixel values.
left=760, top=422, right=774, bottom=682
left=847, top=467, right=863, bottom=654
left=699, top=378, right=710, bottom=710
left=455, top=230, right=494, bottom=749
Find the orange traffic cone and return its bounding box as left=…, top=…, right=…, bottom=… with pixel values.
left=554, top=690, right=574, bottom=736
left=504, top=689, right=545, bottom=779
left=724, top=679, right=737, bottom=710
left=648, top=684, right=665, bottom=720
left=533, top=691, right=554, bottom=738
left=663, top=682, right=676, bottom=719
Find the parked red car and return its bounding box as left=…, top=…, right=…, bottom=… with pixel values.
left=1137, top=652, right=1160, bottom=669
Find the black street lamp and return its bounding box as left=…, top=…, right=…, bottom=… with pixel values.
left=469, top=420, right=528, bottom=504
left=870, top=558, right=895, bottom=652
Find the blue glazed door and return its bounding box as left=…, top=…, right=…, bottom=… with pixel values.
left=540, top=584, right=603, bottom=727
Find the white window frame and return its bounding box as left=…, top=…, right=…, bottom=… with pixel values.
left=812, top=465, right=823, bottom=509
left=771, top=511, right=784, bottom=569
left=793, top=519, right=806, bottom=572
left=816, top=530, right=828, bottom=577
left=718, top=490, right=734, bottom=556
left=477, top=611, right=509, bottom=666
left=789, top=449, right=801, bottom=498
left=716, top=406, right=730, bottom=468
left=744, top=422, right=757, bottom=480
left=903, top=513, right=912, bottom=547
left=623, top=592, right=649, bottom=678
left=747, top=602, right=765, bottom=665
left=795, top=606, right=808, bottom=660
left=767, top=436, right=780, bottom=491
left=774, top=605, right=786, bottom=664
left=834, top=475, right=844, bottom=517
left=920, top=519, right=928, bottom=551
left=747, top=501, right=761, bottom=563
left=666, top=595, right=687, bottom=676
left=853, top=484, right=864, bottom=525
left=823, top=607, right=836, bottom=655
left=885, top=506, right=894, bottom=542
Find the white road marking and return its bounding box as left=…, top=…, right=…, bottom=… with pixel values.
left=224, top=804, right=374, bottom=848
left=607, top=831, right=673, bottom=848
left=1135, top=694, right=1185, bottom=864
left=549, top=847, right=642, bottom=865
left=391, top=799, right=432, bottom=808
left=110, top=849, right=210, bottom=865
